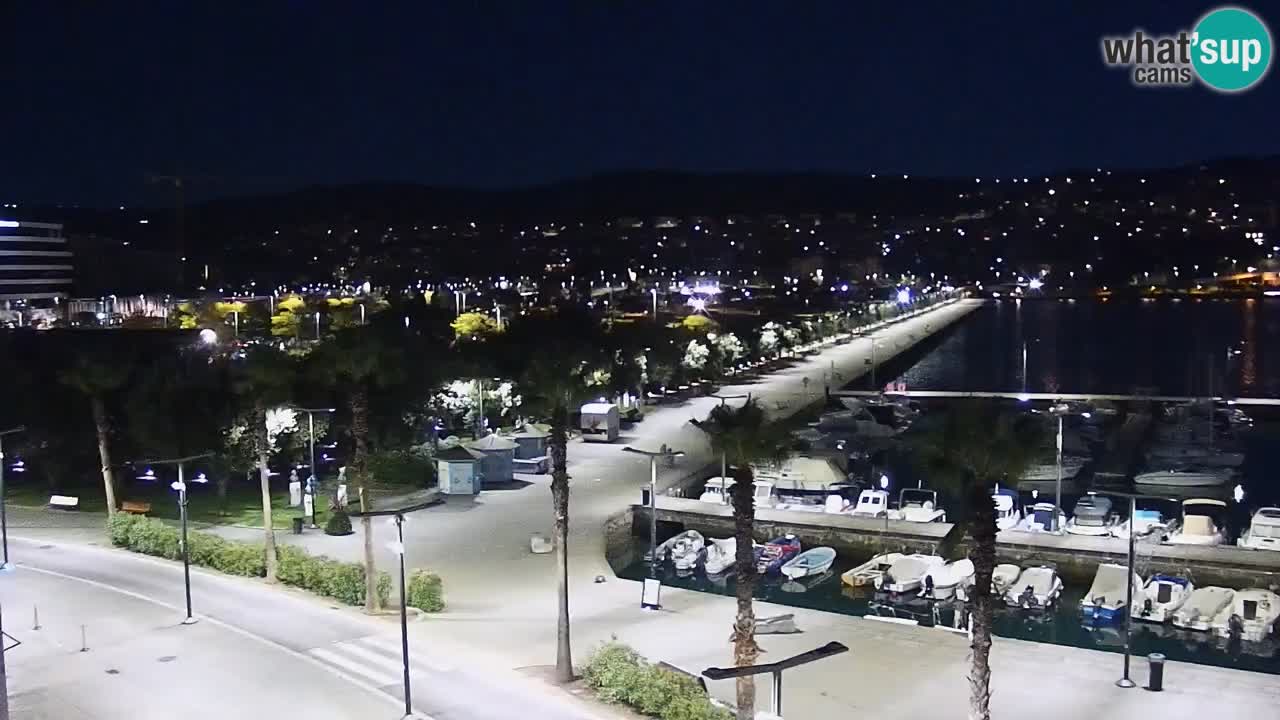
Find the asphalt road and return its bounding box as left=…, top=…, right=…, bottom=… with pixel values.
left=3, top=538, right=613, bottom=720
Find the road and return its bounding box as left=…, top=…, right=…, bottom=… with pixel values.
left=1, top=538, right=618, bottom=720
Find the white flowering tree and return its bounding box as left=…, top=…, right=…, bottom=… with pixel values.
left=715, top=332, right=747, bottom=366
left=759, top=325, right=780, bottom=357
left=431, top=379, right=522, bottom=432
left=682, top=339, right=710, bottom=373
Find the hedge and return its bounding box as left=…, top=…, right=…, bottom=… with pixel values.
left=406, top=569, right=445, bottom=612
left=584, top=642, right=731, bottom=720
left=108, top=513, right=392, bottom=608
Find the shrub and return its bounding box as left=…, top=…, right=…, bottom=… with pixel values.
left=108, top=512, right=143, bottom=546
left=324, top=509, right=353, bottom=536
left=406, top=570, right=445, bottom=612
left=368, top=446, right=436, bottom=487
left=271, top=543, right=391, bottom=607
left=583, top=642, right=730, bottom=720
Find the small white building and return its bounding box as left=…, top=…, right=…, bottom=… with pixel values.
left=435, top=446, right=483, bottom=495
left=511, top=423, right=551, bottom=459
left=467, top=434, right=519, bottom=486
left=579, top=403, right=620, bottom=443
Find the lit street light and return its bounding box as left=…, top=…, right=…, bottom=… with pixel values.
left=137, top=453, right=213, bottom=624
left=623, top=445, right=685, bottom=575
left=296, top=407, right=336, bottom=529
left=0, top=426, right=26, bottom=570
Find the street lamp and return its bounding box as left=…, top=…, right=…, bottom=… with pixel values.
left=622, top=445, right=685, bottom=575
left=0, top=426, right=26, bottom=570
left=1049, top=403, right=1091, bottom=534
left=347, top=495, right=438, bottom=719
left=139, top=453, right=213, bottom=625
left=1100, top=489, right=1176, bottom=689
left=709, top=394, right=749, bottom=499
left=296, top=407, right=335, bottom=529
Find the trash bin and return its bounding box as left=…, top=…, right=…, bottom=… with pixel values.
left=1147, top=653, right=1165, bottom=691
left=292, top=517, right=304, bottom=535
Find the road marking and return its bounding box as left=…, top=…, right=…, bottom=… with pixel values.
left=15, top=559, right=435, bottom=720
left=310, top=645, right=400, bottom=688
left=354, top=634, right=455, bottom=673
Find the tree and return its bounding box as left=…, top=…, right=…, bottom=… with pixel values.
left=911, top=403, right=1043, bottom=720
left=58, top=346, right=135, bottom=515
left=450, top=311, right=501, bottom=341
left=310, top=327, right=405, bottom=612
left=692, top=399, right=789, bottom=720
left=231, top=345, right=297, bottom=582
left=507, top=308, right=602, bottom=684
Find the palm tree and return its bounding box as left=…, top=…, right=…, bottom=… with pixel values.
left=311, top=327, right=404, bottom=612
left=59, top=347, right=134, bottom=515
left=502, top=306, right=604, bottom=684
left=232, top=345, right=297, bottom=583
left=912, top=402, right=1043, bottom=720
left=692, top=398, right=788, bottom=720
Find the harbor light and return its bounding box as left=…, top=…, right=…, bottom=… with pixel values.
left=1028, top=278, right=1043, bottom=291
left=896, top=288, right=911, bottom=304
left=879, top=474, right=890, bottom=490
left=1234, top=484, right=1245, bottom=503
left=198, top=328, right=218, bottom=345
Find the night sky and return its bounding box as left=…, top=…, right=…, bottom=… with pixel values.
left=4, top=1, right=1278, bottom=206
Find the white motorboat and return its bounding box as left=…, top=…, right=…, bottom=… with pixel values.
left=781, top=547, right=837, bottom=579
left=1080, top=563, right=1142, bottom=624
left=1013, top=503, right=1065, bottom=533
left=754, top=457, right=848, bottom=499
left=956, top=563, right=1020, bottom=602
left=1065, top=495, right=1115, bottom=536
left=703, top=537, right=737, bottom=575
left=1134, top=467, right=1232, bottom=487
left=1237, top=507, right=1280, bottom=551
left=1165, top=499, right=1227, bottom=546
left=1111, top=509, right=1170, bottom=540
left=1210, top=589, right=1280, bottom=642
left=1136, top=575, right=1193, bottom=623
left=699, top=477, right=734, bottom=504
left=993, top=489, right=1020, bottom=531
left=920, top=559, right=974, bottom=600
left=874, top=554, right=944, bottom=594
left=849, top=489, right=890, bottom=518
left=656, top=530, right=705, bottom=571
left=1004, top=566, right=1063, bottom=609
left=1020, top=459, right=1085, bottom=482
left=841, top=552, right=904, bottom=588
left=1147, top=443, right=1244, bottom=468
left=1173, top=586, right=1235, bottom=631
left=887, top=488, right=946, bottom=523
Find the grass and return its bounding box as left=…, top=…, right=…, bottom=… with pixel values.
left=7, top=480, right=314, bottom=530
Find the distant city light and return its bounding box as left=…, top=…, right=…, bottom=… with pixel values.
left=896, top=288, right=911, bottom=304
left=1028, top=278, right=1044, bottom=290
left=687, top=297, right=707, bottom=312
left=199, top=328, right=218, bottom=344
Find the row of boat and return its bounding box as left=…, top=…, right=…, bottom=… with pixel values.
left=654, top=530, right=838, bottom=580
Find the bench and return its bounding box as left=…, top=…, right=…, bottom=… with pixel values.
left=121, top=500, right=152, bottom=515
left=48, top=495, right=80, bottom=510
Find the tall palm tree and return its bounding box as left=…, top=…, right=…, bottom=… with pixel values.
left=311, top=327, right=404, bottom=612
left=58, top=348, right=134, bottom=515
left=692, top=398, right=788, bottom=720
left=912, top=402, right=1043, bottom=720
left=232, top=345, right=297, bottom=582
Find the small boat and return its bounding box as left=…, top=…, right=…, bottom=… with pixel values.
left=1020, top=459, right=1085, bottom=482
left=703, top=537, right=737, bottom=575
left=1237, top=507, right=1280, bottom=551
left=1065, top=495, right=1115, bottom=536
left=1111, top=509, right=1170, bottom=541
left=1134, top=467, right=1232, bottom=487
left=1136, top=575, right=1194, bottom=623
left=920, top=559, right=974, bottom=600
left=1014, top=503, right=1065, bottom=533
left=656, top=531, right=705, bottom=571
left=698, top=477, right=734, bottom=504
left=887, top=488, right=946, bottom=523
left=1173, top=587, right=1235, bottom=631
left=781, top=547, right=837, bottom=579
left=1080, top=563, right=1142, bottom=624
left=754, top=457, right=850, bottom=499
left=992, top=563, right=1022, bottom=596
left=1210, top=589, right=1280, bottom=642
left=1004, top=566, right=1063, bottom=609
left=841, top=552, right=904, bottom=587
left=874, top=554, right=944, bottom=594
left=849, top=489, right=890, bottom=518
left=1165, top=499, right=1227, bottom=546
left=1147, top=444, right=1244, bottom=468
left=755, top=535, right=801, bottom=575
left=993, top=489, right=1020, bottom=531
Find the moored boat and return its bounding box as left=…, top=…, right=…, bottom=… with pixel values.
left=703, top=537, right=737, bottom=575
left=1210, top=589, right=1280, bottom=642
left=1134, top=467, right=1232, bottom=487
left=1237, top=507, right=1280, bottom=551
left=755, top=535, right=801, bottom=575
left=656, top=530, right=705, bottom=571
left=1004, top=566, right=1063, bottom=609
left=1136, top=575, right=1194, bottom=623
left=920, top=558, right=974, bottom=600
left=841, top=552, right=904, bottom=588
left=887, top=488, right=946, bottom=523
left=874, top=553, right=944, bottom=594
left=1080, top=563, right=1142, bottom=624
left=1172, top=586, right=1234, bottom=631
left=781, top=547, right=837, bottom=579
left=1165, top=499, right=1227, bottom=546
left=1065, top=495, right=1115, bottom=536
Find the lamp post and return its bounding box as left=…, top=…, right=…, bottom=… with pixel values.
left=709, top=395, right=749, bottom=501
left=347, top=495, right=437, bottom=719
left=623, top=445, right=685, bottom=575
left=651, top=288, right=658, bottom=321
left=1100, top=489, right=1175, bottom=689
left=297, top=408, right=335, bottom=529
left=140, top=452, right=213, bottom=625
left=0, top=427, right=25, bottom=570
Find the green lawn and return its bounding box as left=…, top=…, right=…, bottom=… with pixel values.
left=7, top=480, right=315, bottom=530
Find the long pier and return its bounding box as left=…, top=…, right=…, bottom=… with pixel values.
left=632, top=498, right=1280, bottom=587
left=833, top=389, right=1280, bottom=406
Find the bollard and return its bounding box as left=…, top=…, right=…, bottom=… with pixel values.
left=32, top=605, right=40, bottom=630
left=80, top=625, right=88, bottom=652
left=1147, top=653, right=1165, bottom=691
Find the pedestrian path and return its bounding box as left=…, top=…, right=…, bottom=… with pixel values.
left=307, top=632, right=452, bottom=690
